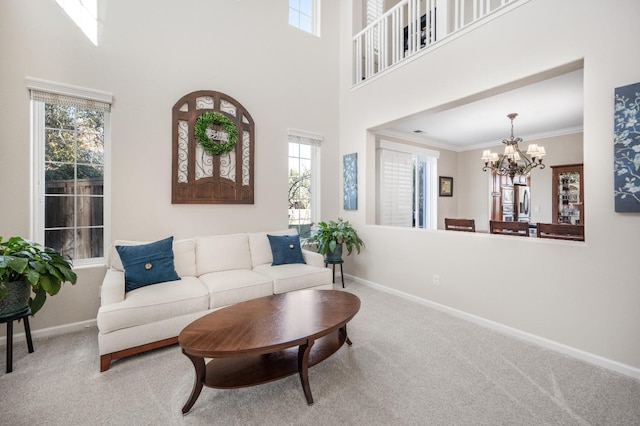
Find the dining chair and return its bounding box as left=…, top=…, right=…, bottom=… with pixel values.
left=444, top=218, right=476, bottom=232
left=489, top=220, right=530, bottom=237
left=537, top=223, right=584, bottom=241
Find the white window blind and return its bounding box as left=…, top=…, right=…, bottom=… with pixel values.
left=367, top=0, right=384, bottom=25
left=30, top=90, right=110, bottom=112
left=287, top=133, right=322, bottom=147
left=379, top=148, right=414, bottom=227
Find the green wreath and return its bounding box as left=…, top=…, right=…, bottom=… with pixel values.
left=194, top=111, right=238, bottom=156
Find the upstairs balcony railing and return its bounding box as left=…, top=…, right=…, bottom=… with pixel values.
left=353, top=0, right=528, bottom=85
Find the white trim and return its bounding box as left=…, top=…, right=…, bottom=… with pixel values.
left=0, top=319, right=97, bottom=346
left=352, top=0, right=532, bottom=88
left=25, top=76, right=113, bottom=104
left=378, top=139, right=440, bottom=158
left=311, top=143, right=321, bottom=223
left=345, top=274, right=640, bottom=380
left=315, top=0, right=322, bottom=37
left=30, top=101, right=45, bottom=243
left=425, top=153, right=438, bottom=229
left=377, top=127, right=584, bottom=153
left=464, top=125, right=585, bottom=152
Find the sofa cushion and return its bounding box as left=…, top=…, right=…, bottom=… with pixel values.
left=253, top=263, right=332, bottom=294
left=110, top=238, right=197, bottom=277
left=116, top=237, right=181, bottom=292
left=96, top=276, right=209, bottom=334
left=249, top=229, right=297, bottom=268
left=199, top=269, right=273, bottom=309
left=267, top=234, right=306, bottom=266
left=196, top=234, right=252, bottom=276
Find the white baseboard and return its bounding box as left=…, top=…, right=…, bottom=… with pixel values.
left=0, top=319, right=97, bottom=346
left=346, top=274, right=640, bottom=380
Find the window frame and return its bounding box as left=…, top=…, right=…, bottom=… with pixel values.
left=288, top=129, right=322, bottom=237
left=288, top=0, right=321, bottom=37
left=27, top=77, right=112, bottom=266
left=377, top=140, right=439, bottom=230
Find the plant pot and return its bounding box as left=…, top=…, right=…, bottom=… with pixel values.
left=325, top=244, right=343, bottom=263
left=0, top=280, right=31, bottom=318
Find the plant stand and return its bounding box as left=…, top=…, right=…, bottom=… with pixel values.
left=0, top=307, right=34, bottom=373
left=325, top=259, right=344, bottom=288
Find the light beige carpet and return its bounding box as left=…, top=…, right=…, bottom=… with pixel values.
left=1, top=281, right=639, bottom=425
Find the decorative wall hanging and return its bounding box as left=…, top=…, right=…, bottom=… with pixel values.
left=343, top=153, right=358, bottom=210
left=194, top=112, right=238, bottom=156
left=172, top=91, right=254, bottom=204
left=614, top=82, right=640, bottom=212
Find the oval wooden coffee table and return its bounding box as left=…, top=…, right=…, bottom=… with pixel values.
left=178, top=289, right=361, bottom=414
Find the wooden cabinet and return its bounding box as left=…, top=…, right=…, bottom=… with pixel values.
left=491, top=172, right=530, bottom=221
left=551, top=164, right=584, bottom=225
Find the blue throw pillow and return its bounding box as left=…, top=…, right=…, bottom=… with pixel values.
left=267, top=234, right=306, bottom=266
left=116, top=236, right=181, bottom=292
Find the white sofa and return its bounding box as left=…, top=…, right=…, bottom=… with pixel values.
left=97, top=229, right=332, bottom=371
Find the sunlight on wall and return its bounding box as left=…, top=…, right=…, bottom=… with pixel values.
left=55, top=0, right=98, bottom=46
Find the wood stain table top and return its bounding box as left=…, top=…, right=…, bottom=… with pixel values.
left=179, top=290, right=361, bottom=413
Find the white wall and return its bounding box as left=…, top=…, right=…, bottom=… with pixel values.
left=0, top=0, right=341, bottom=333
left=455, top=132, right=584, bottom=229
left=340, top=0, right=640, bottom=372
left=2, top=0, right=639, bottom=377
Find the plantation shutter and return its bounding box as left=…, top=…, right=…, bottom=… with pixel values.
left=379, top=147, right=414, bottom=227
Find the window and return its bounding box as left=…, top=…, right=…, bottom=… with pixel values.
left=377, top=140, right=438, bottom=229
left=28, top=78, right=112, bottom=264
left=288, top=130, right=322, bottom=238
left=289, top=0, right=319, bottom=36
left=55, top=0, right=98, bottom=45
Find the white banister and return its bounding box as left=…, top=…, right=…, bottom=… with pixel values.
left=354, top=0, right=527, bottom=85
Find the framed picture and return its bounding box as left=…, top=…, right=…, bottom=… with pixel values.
left=439, top=176, right=453, bottom=197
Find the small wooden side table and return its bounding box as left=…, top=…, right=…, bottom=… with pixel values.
left=325, top=259, right=344, bottom=288
left=0, top=307, right=34, bottom=373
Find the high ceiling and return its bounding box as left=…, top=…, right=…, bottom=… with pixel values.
left=374, top=68, right=584, bottom=152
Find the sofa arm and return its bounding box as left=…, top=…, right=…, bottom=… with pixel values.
left=101, top=269, right=125, bottom=306
left=302, top=249, right=325, bottom=268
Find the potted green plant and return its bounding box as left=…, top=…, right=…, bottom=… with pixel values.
left=306, top=218, right=364, bottom=262
left=0, top=236, right=77, bottom=317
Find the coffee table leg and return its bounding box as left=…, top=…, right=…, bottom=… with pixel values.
left=340, top=325, right=353, bottom=346
left=298, top=340, right=315, bottom=405
left=182, top=352, right=206, bottom=414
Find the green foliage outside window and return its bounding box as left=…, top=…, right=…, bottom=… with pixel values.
left=44, top=104, right=104, bottom=181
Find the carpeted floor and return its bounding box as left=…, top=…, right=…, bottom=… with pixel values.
left=1, top=281, right=639, bottom=426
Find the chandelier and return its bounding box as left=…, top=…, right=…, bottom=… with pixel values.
left=481, top=113, right=546, bottom=180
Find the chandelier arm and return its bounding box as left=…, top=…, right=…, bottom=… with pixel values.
left=481, top=113, right=546, bottom=179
